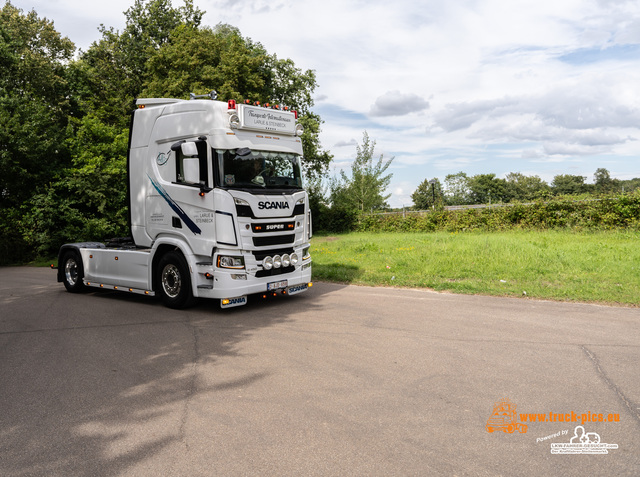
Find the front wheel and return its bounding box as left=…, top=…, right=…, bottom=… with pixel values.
left=157, top=251, right=196, bottom=309
left=61, top=250, right=85, bottom=293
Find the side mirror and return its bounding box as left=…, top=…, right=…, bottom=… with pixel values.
left=183, top=158, right=200, bottom=184
left=181, top=142, right=199, bottom=157
left=173, top=141, right=200, bottom=183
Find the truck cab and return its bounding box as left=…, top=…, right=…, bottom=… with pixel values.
left=57, top=94, right=312, bottom=308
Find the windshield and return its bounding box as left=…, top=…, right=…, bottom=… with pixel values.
left=213, top=148, right=303, bottom=190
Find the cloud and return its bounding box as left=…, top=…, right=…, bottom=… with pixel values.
left=369, top=90, right=430, bottom=117
left=333, top=139, right=358, bottom=148
left=543, top=142, right=610, bottom=156
left=433, top=85, right=640, bottom=155
left=434, top=98, right=517, bottom=132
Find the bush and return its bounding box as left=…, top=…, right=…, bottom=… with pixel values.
left=355, top=192, right=640, bottom=233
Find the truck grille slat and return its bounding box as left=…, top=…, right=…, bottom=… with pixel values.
left=252, top=234, right=295, bottom=247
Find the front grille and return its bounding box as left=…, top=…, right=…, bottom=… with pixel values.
left=252, top=222, right=295, bottom=233
left=253, top=234, right=295, bottom=247
left=252, top=248, right=294, bottom=262
left=234, top=203, right=305, bottom=219
left=256, top=266, right=295, bottom=278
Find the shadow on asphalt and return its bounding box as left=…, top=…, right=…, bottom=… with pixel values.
left=0, top=268, right=348, bottom=476
left=310, top=263, right=363, bottom=284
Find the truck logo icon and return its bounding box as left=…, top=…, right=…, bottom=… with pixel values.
left=258, top=201, right=290, bottom=210
left=486, top=398, right=528, bottom=434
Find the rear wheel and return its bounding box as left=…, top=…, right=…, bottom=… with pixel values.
left=61, top=250, right=85, bottom=293
left=157, top=251, right=195, bottom=309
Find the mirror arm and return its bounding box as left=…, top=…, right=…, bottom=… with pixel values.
left=199, top=181, right=213, bottom=195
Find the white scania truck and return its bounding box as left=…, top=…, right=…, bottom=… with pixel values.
left=56, top=93, right=312, bottom=308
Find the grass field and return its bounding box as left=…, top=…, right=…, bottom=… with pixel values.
left=310, top=230, right=640, bottom=306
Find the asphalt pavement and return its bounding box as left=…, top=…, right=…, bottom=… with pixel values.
left=0, top=267, right=639, bottom=476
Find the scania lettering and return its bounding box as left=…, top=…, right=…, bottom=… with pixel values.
left=55, top=92, right=312, bottom=309
left=258, top=201, right=290, bottom=210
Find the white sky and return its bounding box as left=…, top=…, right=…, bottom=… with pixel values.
left=11, top=0, right=640, bottom=207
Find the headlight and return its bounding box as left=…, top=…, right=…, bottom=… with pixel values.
left=218, top=255, right=245, bottom=269
left=273, top=255, right=282, bottom=268
left=234, top=197, right=249, bottom=206
left=290, top=253, right=299, bottom=265
left=282, top=254, right=291, bottom=267
left=229, top=113, right=240, bottom=129
left=263, top=256, right=273, bottom=270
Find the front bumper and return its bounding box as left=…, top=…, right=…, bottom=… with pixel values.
left=193, top=249, right=312, bottom=303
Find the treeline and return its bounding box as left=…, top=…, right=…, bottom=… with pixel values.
left=0, top=1, right=330, bottom=264
left=360, top=192, right=640, bottom=233
left=309, top=150, right=640, bottom=232
left=410, top=169, right=640, bottom=210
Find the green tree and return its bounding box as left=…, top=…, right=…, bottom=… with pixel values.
left=593, top=168, right=619, bottom=194
left=0, top=2, right=76, bottom=263
left=72, top=0, right=203, bottom=126
left=22, top=115, right=129, bottom=256
left=0, top=2, right=75, bottom=207
left=504, top=172, right=549, bottom=201
left=331, top=132, right=394, bottom=212
left=411, top=178, right=443, bottom=210
left=620, top=177, right=640, bottom=193
left=467, top=173, right=508, bottom=204
left=443, top=172, right=470, bottom=205
left=143, top=23, right=265, bottom=100
left=298, top=112, right=333, bottom=182
left=551, top=174, right=587, bottom=195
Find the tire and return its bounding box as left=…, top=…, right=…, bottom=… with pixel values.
left=61, top=250, right=85, bottom=293
left=157, top=251, right=196, bottom=309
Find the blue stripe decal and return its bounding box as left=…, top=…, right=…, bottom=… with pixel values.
left=148, top=175, right=202, bottom=235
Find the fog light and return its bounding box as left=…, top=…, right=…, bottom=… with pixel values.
left=290, top=253, right=299, bottom=265
left=273, top=255, right=282, bottom=268
left=263, top=256, right=273, bottom=270
left=282, top=254, right=290, bottom=267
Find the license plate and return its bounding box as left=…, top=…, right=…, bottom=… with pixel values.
left=267, top=280, right=288, bottom=291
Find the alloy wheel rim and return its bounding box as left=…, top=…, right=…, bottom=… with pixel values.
left=65, top=259, right=78, bottom=286
left=162, top=264, right=181, bottom=298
